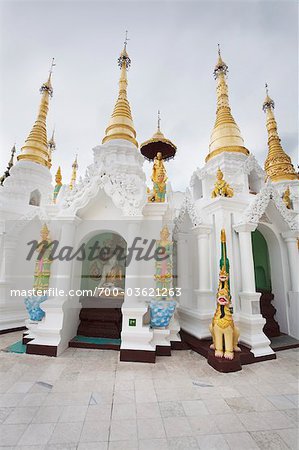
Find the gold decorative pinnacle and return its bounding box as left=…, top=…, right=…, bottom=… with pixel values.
left=263, top=85, right=298, bottom=182
left=102, top=34, right=138, bottom=147
left=69, top=155, right=78, bottom=190
left=206, top=48, right=249, bottom=163
left=18, top=59, right=55, bottom=168
left=55, top=166, right=62, bottom=185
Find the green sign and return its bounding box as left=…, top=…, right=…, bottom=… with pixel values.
left=129, top=319, right=136, bottom=327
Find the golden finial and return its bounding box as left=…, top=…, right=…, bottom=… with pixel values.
left=221, top=229, right=226, bottom=243
left=206, top=48, right=249, bottom=162
left=157, top=110, right=161, bottom=132
left=69, top=155, right=78, bottom=190
left=18, top=59, right=55, bottom=167
left=0, top=145, right=16, bottom=186
left=53, top=166, right=62, bottom=203
left=102, top=33, right=138, bottom=147
left=263, top=86, right=298, bottom=182
left=55, top=166, right=62, bottom=185
left=40, top=223, right=50, bottom=241
left=47, top=129, right=56, bottom=169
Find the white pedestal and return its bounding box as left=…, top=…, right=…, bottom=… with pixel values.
left=178, top=306, right=212, bottom=339
left=25, top=319, right=39, bottom=340
left=168, top=310, right=181, bottom=342
left=120, top=306, right=154, bottom=351
left=152, top=328, right=171, bottom=348
left=288, top=291, right=299, bottom=339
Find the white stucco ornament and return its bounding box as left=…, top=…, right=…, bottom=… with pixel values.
left=242, top=185, right=298, bottom=230
left=173, top=189, right=202, bottom=236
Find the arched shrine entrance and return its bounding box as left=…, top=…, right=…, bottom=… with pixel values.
left=70, top=231, right=127, bottom=350
left=252, top=229, right=280, bottom=338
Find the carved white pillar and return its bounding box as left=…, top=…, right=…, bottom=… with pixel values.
left=233, top=223, right=273, bottom=357
left=233, top=223, right=256, bottom=294
left=176, top=232, right=189, bottom=294
left=30, top=217, right=81, bottom=355
left=193, top=225, right=212, bottom=291
left=281, top=231, right=299, bottom=339
left=124, top=219, right=142, bottom=304
left=282, top=231, right=299, bottom=292
left=121, top=218, right=154, bottom=356
left=177, top=226, right=214, bottom=340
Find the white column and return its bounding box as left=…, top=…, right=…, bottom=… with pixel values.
left=178, top=225, right=214, bottom=339
left=31, top=218, right=81, bottom=355
left=282, top=231, right=299, bottom=292
left=176, top=232, right=189, bottom=295
left=121, top=219, right=154, bottom=354
left=233, top=223, right=273, bottom=357
left=282, top=231, right=299, bottom=339
left=193, top=225, right=212, bottom=291
left=234, top=223, right=256, bottom=293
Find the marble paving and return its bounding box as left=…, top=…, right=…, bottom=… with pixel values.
left=0, top=331, right=298, bottom=449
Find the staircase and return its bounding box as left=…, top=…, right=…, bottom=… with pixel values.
left=69, top=296, right=123, bottom=350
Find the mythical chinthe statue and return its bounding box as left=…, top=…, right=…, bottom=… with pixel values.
left=209, top=229, right=240, bottom=359
left=211, top=168, right=234, bottom=198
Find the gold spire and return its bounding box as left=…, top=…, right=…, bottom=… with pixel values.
left=102, top=33, right=138, bottom=147
left=263, top=84, right=298, bottom=182
left=47, top=129, right=56, bottom=169
left=69, top=155, right=78, bottom=190
left=18, top=58, right=55, bottom=167
left=206, top=46, right=249, bottom=162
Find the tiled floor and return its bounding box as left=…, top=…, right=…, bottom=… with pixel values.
left=0, top=331, right=298, bottom=449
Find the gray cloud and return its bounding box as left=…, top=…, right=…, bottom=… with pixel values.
left=0, top=0, right=298, bottom=191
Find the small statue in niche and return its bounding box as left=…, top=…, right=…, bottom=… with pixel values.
left=211, top=168, right=234, bottom=198
left=209, top=229, right=240, bottom=359
left=148, top=152, right=168, bottom=202
left=282, top=186, right=292, bottom=209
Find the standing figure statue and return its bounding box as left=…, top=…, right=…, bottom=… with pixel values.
left=155, top=225, right=173, bottom=299
left=211, top=168, right=234, bottom=198
left=33, top=224, right=52, bottom=293
left=209, top=229, right=240, bottom=359
left=148, top=152, right=168, bottom=202
left=25, top=223, right=52, bottom=322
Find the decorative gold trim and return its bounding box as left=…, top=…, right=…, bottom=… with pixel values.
left=17, top=154, right=49, bottom=167
left=205, top=146, right=249, bottom=163
left=271, top=173, right=299, bottom=182
left=102, top=133, right=138, bottom=147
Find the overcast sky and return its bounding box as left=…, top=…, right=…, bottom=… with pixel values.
left=0, top=0, right=298, bottom=191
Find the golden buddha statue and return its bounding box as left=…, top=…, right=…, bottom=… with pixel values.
left=282, top=186, right=292, bottom=209
left=148, top=152, right=168, bottom=202
left=211, top=168, right=234, bottom=198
